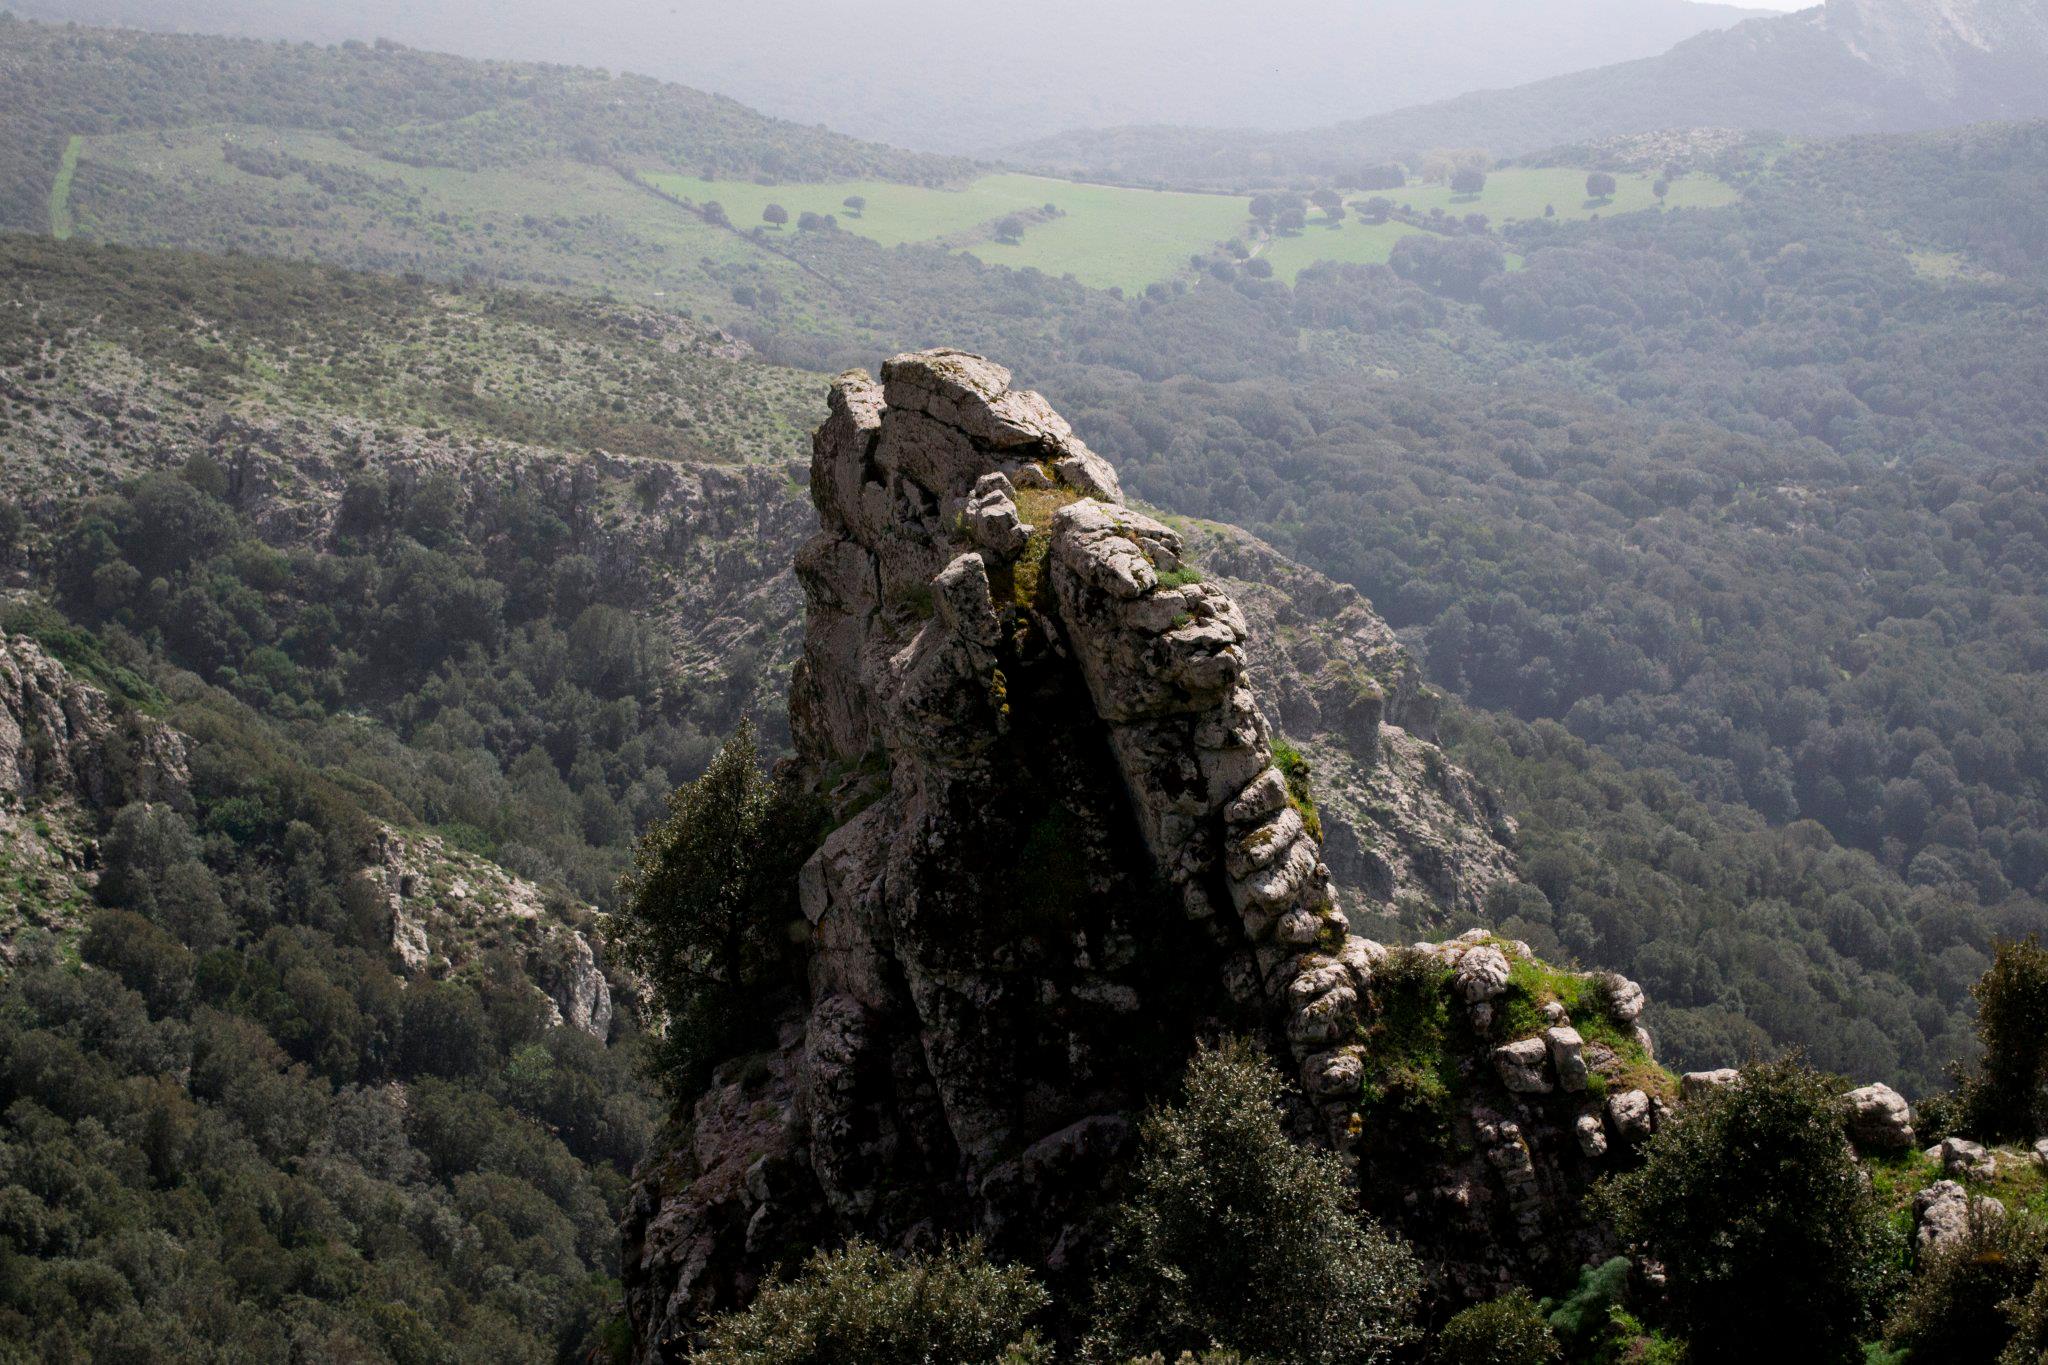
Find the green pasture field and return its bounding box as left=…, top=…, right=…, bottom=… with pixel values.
left=48, top=134, right=82, bottom=239
left=642, top=169, right=1248, bottom=292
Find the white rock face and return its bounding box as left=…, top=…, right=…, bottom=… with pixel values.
left=1575, top=1112, right=1609, bottom=1158
left=1454, top=945, right=1511, bottom=1003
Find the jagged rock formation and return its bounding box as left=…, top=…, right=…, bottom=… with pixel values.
left=623, top=353, right=1657, bottom=1354
left=0, top=632, right=188, bottom=954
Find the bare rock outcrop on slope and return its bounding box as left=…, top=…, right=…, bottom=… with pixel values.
left=0, top=632, right=188, bottom=955
left=623, top=353, right=1550, bottom=1353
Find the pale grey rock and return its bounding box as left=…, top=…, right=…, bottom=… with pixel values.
left=1842, top=1083, right=1916, bottom=1153
left=1494, top=1037, right=1554, bottom=1094
left=1545, top=1026, right=1589, bottom=1092
left=1601, top=973, right=1647, bottom=1024
left=1681, top=1068, right=1740, bottom=1102
left=1607, top=1088, right=1655, bottom=1142
left=1914, top=1179, right=2002, bottom=1253
left=1927, top=1135, right=1997, bottom=1179
left=1454, top=944, right=1512, bottom=1003
left=1575, top=1112, right=1609, bottom=1158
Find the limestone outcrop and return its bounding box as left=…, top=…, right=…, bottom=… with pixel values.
left=622, top=353, right=1580, bottom=1355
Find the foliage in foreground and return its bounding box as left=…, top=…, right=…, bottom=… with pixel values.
left=1594, top=1056, right=1902, bottom=1362
left=1084, top=1039, right=1423, bottom=1364
left=1956, top=936, right=2048, bottom=1142
left=614, top=722, right=821, bottom=1094
left=688, top=1238, right=1049, bottom=1365
left=1885, top=1202, right=2048, bottom=1363
left=1433, top=1288, right=1560, bottom=1364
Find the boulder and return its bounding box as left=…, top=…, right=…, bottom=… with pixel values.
left=1493, top=1037, right=1553, bottom=1094
left=1575, top=1112, right=1609, bottom=1158
left=1926, top=1135, right=1996, bottom=1179
left=1914, top=1179, right=2002, bottom=1253
left=1841, top=1083, right=1915, bottom=1153
left=1600, top=973, right=1646, bottom=1024
left=1544, top=1026, right=1588, bottom=1092
left=1606, top=1088, right=1655, bottom=1143
left=1680, top=1068, right=1740, bottom=1102
left=1453, top=944, right=1511, bottom=1003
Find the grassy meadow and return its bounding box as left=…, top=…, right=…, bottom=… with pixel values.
left=55, top=127, right=1742, bottom=302
left=643, top=170, right=1247, bottom=292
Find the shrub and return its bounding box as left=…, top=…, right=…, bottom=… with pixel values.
left=1434, top=1288, right=1559, bottom=1363
left=1085, top=1040, right=1422, bottom=1363
left=690, top=1238, right=1049, bottom=1365
left=1885, top=1204, right=2047, bottom=1362
left=1593, top=1056, right=1902, bottom=1362
left=615, top=722, right=823, bottom=1092
left=1957, top=936, right=2048, bottom=1141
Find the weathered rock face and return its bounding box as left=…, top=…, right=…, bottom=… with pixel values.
left=356, top=825, right=616, bottom=1039
left=623, top=353, right=1540, bottom=1355
left=0, top=633, right=189, bottom=956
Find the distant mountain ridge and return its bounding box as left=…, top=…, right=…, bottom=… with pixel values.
left=9, top=0, right=1774, bottom=154
left=1007, top=0, right=2048, bottom=186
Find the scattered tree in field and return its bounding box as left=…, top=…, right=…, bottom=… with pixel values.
left=1312, top=187, right=1343, bottom=214
left=1249, top=194, right=1274, bottom=223
left=762, top=203, right=789, bottom=226
left=1595, top=1056, right=1902, bottom=1362
left=995, top=214, right=1027, bottom=243
left=693, top=1239, right=1050, bottom=1365
left=1585, top=171, right=1618, bottom=200
left=1085, top=1040, right=1422, bottom=1363
left=798, top=211, right=837, bottom=231
left=842, top=194, right=866, bottom=212
left=1276, top=206, right=1307, bottom=232
left=1360, top=196, right=1394, bottom=223
left=1653, top=179, right=1670, bottom=202
left=1451, top=167, right=1487, bottom=195
left=1544, top=203, right=1556, bottom=216
left=701, top=200, right=729, bottom=226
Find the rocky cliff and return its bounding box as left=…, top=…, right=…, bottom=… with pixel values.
left=0, top=631, right=187, bottom=953
left=622, top=353, right=1677, bottom=1354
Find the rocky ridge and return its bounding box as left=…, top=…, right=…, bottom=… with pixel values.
left=623, top=352, right=1655, bottom=1353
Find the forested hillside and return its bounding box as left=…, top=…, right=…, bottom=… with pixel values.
left=4, top=15, right=2047, bottom=1123
left=0, top=235, right=828, bottom=1361
left=0, top=14, right=970, bottom=238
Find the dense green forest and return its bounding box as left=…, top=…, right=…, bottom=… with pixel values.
left=0, top=238, right=829, bottom=1362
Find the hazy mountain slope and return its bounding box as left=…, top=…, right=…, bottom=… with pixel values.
left=10, top=0, right=1769, bottom=154
left=0, top=15, right=970, bottom=237
left=1009, top=0, right=2048, bottom=186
